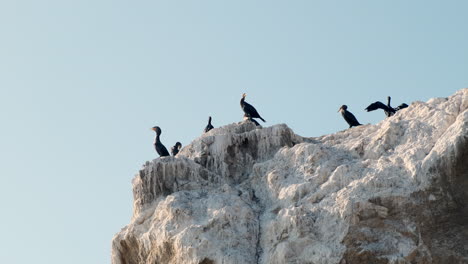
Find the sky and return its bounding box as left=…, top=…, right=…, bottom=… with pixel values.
left=0, top=1, right=467, bottom=263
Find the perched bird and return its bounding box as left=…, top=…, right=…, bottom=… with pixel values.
left=240, top=93, right=266, bottom=122
left=151, top=126, right=170, bottom=157
left=204, top=116, right=214, bottom=133
left=244, top=114, right=261, bottom=126
left=365, top=96, right=408, bottom=117
left=338, top=105, right=362, bottom=128
left=171, top=142, right=182, bottom=156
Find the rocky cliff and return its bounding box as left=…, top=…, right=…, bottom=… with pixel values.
left=112, top=89, right=468, bottom=264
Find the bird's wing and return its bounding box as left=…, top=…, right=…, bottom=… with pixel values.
left=162, top=145, right=170, bottom=156
left=365, top=101, right=391, bottom=112
left=243, top=102, right=261, bottom=118
left=345, top=112, right=361, bottom=126
left=158, top=143, right=170, bottom=156
left=395, top=103, right=409, bottom=111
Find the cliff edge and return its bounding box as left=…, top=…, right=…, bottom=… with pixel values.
left=112, top=89, right=468, bottom=264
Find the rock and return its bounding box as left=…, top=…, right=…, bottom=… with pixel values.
left=112, top=89, right=468, bottom=264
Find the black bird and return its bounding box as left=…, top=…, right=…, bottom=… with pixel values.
left=244, top=114, right=261, bottom=126
left=171, top=142, right=182, bottom=156
left=240, top=93, right=266, bottom=122
left=395, top=103, right=409, bottom=111
left=151, top=126, right=170, bottom=157
left=338, top=105, right=362, bottom=128
left=365, top=96, right=408, bottom=117
left=204, top=116, right=214, bottom=133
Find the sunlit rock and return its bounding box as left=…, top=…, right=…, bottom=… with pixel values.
left=113, top=89, right=468, bottom=264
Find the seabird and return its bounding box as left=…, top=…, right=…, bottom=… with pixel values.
left=240, top=93, right=266, bottom=122
left=338, top=105, right=361, bottom=128
left=365, top=96, right=408, bottom=117
left=151, top=126, right=170, bottom=157
left=171, top=142, right=182, bottom=156
left=204, top=116, right=214, bottom=133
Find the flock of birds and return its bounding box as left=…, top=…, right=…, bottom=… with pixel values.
left=152, top=93, right=408, bottom=157
left=339, top=96, right=408, bottom=128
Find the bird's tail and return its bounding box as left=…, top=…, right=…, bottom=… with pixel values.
left=260, top=117, right=266, bottom=122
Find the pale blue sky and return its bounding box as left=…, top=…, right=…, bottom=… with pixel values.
left=0, top=1, right=466, bottom=263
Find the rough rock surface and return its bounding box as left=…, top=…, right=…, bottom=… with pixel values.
left=112, top=89, right=468, bottom=264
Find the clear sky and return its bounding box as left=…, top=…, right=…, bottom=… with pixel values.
left=0, top=1, right=466, bottom=263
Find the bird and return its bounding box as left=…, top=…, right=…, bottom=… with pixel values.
left=365, top=96, right=408, bottom=117
left=240, top=93, right=266, bottom=122
left=151, top=126, right=170, bottom=157
left=338, top=105, right=362, bottom=128
left=171, top=142, right=182, bottom=156
left=204, top=116, right=214, bottom=133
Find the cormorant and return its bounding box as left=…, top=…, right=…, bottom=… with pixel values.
left=240, top=93, right=266, bottom=122
left=171, top=142, right=182, bottom=156
left=204, top=116, right=214, bottom=133
left=338, top=105, right=361, bottom=128
left=365, top=96, right=408, bottom=117
left=151, top=126, right=170, bottom=157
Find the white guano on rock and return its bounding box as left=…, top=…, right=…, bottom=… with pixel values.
left=112, top=89, right=468, bottom=264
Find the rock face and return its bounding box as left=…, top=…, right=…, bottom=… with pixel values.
left=112, top=89, right=468, bottom=264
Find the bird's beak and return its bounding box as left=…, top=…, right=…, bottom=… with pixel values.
left=337, top=108, right=341, bottom=112
left=151, top=127, right=156, bottom=131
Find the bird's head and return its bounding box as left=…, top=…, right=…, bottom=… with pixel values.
left=175, top=142, right=182, bottom=148
left=338, top=105, right=347, bottom=112
left=242, top=93, right=246, bottom=98
left=151, top=126, right=162, bottom=135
